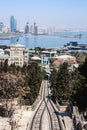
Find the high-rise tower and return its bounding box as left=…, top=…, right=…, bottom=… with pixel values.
left=34, top=22, right=38, bottom=35
left=10, top=16, right=17, bottom=32
left=25, top=22, right=29, bottom=34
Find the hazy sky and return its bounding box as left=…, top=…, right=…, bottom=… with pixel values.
left=0, top=0, right=87, bottom=29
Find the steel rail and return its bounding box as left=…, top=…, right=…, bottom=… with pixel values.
left=30, top=80, right=46, bottom=130
left=47, top=99, right=61, bottom=130
left=30, top=80, right=62, bottom=130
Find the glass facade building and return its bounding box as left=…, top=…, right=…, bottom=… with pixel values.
left=34, top=22, right=38, bottom=35
left=25, top=22, right=29, bottom=34
left=10, top=16, right=17, bottom=32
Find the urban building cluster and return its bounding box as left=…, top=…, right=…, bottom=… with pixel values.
left=1, top=16, right=87, bottom=35
left=0, top=16, right=49, bottom=34
left=0, top=16, right=75, bottom=35
left=0, top=16, right=38, bottom=34
left=0, top=44, right=78, bottom=71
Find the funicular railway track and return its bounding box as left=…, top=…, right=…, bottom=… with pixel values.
left=30, top=80, right=61, bottom=130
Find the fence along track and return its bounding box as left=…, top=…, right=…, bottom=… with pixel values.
left=30, top=80, right=46, bottom=130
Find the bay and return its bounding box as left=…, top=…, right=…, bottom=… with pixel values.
left=0, top=32, right=87, bottom=48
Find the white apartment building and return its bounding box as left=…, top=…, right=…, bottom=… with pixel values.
left=24, top=48, right=29, bottom=65
left=2, top=26, right=9, bottom=33
left=8, top=44, right=28, bottom=67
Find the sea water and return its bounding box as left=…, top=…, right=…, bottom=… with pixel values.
left=0, top=32, right=87, bottom=48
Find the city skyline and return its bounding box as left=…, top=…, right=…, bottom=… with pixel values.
left=0, top=0, right=87, bottom=29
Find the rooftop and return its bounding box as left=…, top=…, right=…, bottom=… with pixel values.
left=54, top=55, right=75, bottom=59
left=10, top=44, right=25, bottom=47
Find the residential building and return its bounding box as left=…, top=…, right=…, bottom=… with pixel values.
left=53, top=55, right=77, bottom=65
left=40, top=50, right=57, bottom=65
left=8, top=44, right=25, bottom=67
left=2, top=26, right=9, bottom=33
left=24, top=48, right=29, bottom=65
left=41, top=56, right=49, bottom=65
left=40, top=50, right=57, bottom=57
left=18, top=28, right=24, bottom=33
